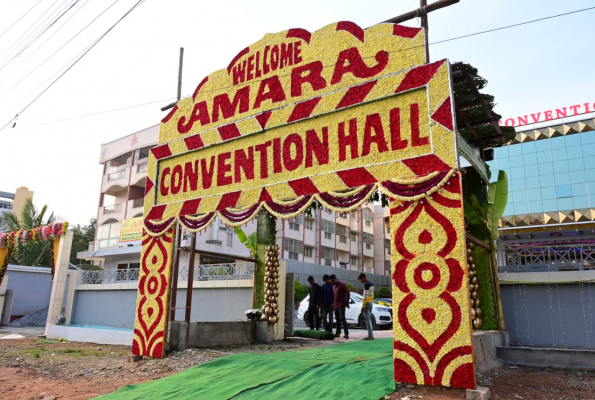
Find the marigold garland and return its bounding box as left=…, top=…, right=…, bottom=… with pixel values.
left=0, top=222, right=68, bottom=249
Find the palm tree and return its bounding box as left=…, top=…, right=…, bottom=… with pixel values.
left=0, top=197, right=58, bottom=266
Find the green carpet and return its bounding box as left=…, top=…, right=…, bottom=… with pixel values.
left=97, top=338, right=395, bottom=400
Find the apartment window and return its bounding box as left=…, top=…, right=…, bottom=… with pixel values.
left=322, top=219, right=334, bottom=240
left=288, top=215, right=302, bottom=231
left=363, top=208, right=373, bottom=227
left=304, top=246, right=313, bottom=258
left=385, top=260, right=391, bottom=272
left=321, top=246, right=334, bottom=263
left=336, top=224, right=349, bottom=243
left=351, top=256, right=358, bottom=266
left=116, top=262, right=140, bottom=281
left=351, top=232, right=357, bottom=242
left=97, top=220, right=120, bottom=248
left=385, top=239, right=391, bottom=255
left=219, top=224, right=228, bottom=231
left=288, top=252, right=298, bottom=260
left=285, top=238, right=303, bottom=255
left=363, top=232, right=373, bottom=250
left=338, top=212, right=347, bottom=218
left=305, top=219, right=313, bottom=230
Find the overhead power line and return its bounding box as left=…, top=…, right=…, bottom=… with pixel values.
left=0, top=1, right=42, bottom=40
left=0, top=0, right=145, bottom=132
left=4, top=4, right=595, bottom=132
left=0, top=0, right=120, bottom=99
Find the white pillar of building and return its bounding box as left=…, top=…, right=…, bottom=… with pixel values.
left=44, top=230, right=73, bottom=335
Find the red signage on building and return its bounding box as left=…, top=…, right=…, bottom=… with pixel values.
left=500, top=101, right=595, bottom=127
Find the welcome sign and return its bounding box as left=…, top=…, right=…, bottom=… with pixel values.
left=143, top=21, right=457, bottom=221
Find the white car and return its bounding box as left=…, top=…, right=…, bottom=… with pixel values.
left=296, top=292, right=392, bottom=329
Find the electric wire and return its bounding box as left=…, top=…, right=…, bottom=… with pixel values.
left=0, top=0, right=81, bottom=72
left=3, top=4, right=594, bottom=132
left=0, top=0, right=68, bottom=68
left=0, top=0, right=120, bottom=99
left=0, top=1, right=42, bottom=40
left=0, top=0, right=145, bottom=132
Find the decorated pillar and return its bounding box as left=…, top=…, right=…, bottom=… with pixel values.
left=389, top=172, right=476, bottom=389
left=44, top=230, right=73, bottom=336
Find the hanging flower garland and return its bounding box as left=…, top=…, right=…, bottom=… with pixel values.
left=141, top=170, right=458, bottom=236
left=0, top=222, right=69, bottom=249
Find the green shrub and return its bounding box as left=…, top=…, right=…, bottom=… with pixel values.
left=379, top=287, right=391, bottom=298
left=294, top=281, right=308, bottom=306
left=346, top=283, right=355, bottom=292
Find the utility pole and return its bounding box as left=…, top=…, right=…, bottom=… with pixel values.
left=161, top=47, right=184, bottom=111
left=380, top=0, right=459, bottom=63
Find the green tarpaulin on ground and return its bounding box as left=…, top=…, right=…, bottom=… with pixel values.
left=97, top=338, right=395, bottom=400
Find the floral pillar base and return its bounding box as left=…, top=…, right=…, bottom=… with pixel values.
left=390, top=172, right=476, bottom=389
left=132, top=228, right=175, bottom=358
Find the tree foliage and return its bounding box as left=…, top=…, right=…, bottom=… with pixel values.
left=70, top=219, right=99, bottom=270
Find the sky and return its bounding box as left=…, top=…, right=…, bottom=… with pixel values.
left=0, top=0, right=594, bottom=226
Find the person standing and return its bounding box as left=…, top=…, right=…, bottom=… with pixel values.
left=321, top=274, right=334, bottom=332
left=330, top=274, right=350, bottom=339
left=307, top=276, right=322, bottom=330
left=358, top=273, right=375, bottom=340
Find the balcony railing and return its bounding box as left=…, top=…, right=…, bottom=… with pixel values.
left=107, top=170, right=126, bottom=181
left=82, top=263, right=255, bottom=284
left=103, top=203, right=122, bottom=214
left=132, top=199, right=144, bottom=208
left=136, top=163, right=148, bottom=173
left=498, top=244, right=595, bottom=273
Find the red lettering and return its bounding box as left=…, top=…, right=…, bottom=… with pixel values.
left=555, top=108, right=567, bottom=119
left=171, top=165, right=183, bottom=195
left=273, top=138, right=283, bottom=173
left=255, top=51, right=262, bottom=78
left=331, top=47, right=389, bottom=85
left=291, top=61, right=327, bottom=97
left=505, top=118, right=515, bottom=126
left=263, top=46, right=271, bottom=74
left=390, top=108, right=407, bottom=151
left=410, top=104, right=427, bottom=147
left=530, top=113, right=541, bottom=123
left=570, top=104, right=581, bottom=115
left=212, top=86, right=250, bottom=122
left=177, top=101, right=210, bottom=134
left=200, top=157, right=215, bottom=189
left=280, top=42, right=293, bottom=68
left=305, top=127, right=329, bottom=168
left=234, top=147, right=255, bottom=183
left=183, top=161, right=198, bottom=192
left=294, top=41, right=302, bottom=64
left=518, top=115, right=528, bottom=125
left=338, top=119, right=359, bottom=161
left=544, top=110, right=553, bottom=121
left=217, top=152, right=233, bottom=186
left=283, top=133, right=303, bottom=171
left=247, top=55, right=255, bottom=81
left=232, top=60, right=247, bottom=85
left=255, top=141, right=271, bottom=179
left=253, top=76, right=287, bottom=109
left=362, top=113, right=389, bottom=157
left=270, top=45, right=280, bottom=71
left=586, top=103, right=592, bottom=113
left=160, top=167, right=170, bottom=196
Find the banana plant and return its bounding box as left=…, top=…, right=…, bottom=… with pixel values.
left=464, top=170, right=508, bottom=242
left=234, top=227, right=257, bottom=255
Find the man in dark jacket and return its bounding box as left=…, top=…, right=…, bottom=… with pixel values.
left=321, top=274, right=335, bottom=332
left=307, top=276, right=323, bottom=330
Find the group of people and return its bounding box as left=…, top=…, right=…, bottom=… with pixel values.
left=306, top=273, right=375, bottom=340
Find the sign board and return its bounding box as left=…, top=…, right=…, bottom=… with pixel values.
left=119, top=217, right=143, bottom=242
left=143, top=22, right=459, bottom=221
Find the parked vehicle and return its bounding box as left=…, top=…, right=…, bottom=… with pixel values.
left=296, top=292, right=392, bottom=329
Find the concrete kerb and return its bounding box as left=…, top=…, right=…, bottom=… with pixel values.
left=496, top=346, right=595, bottom=370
